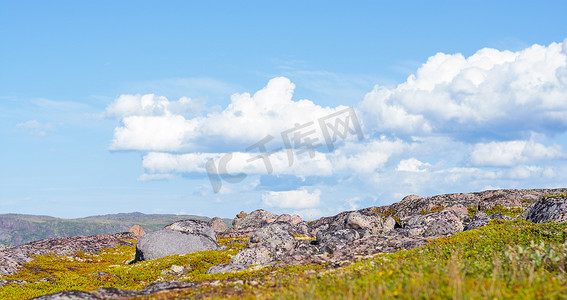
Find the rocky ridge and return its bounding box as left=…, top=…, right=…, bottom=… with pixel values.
left=0, top=188, right=565, bottom=299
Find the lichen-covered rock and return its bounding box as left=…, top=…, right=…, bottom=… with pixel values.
left=164, top=219, right=217, bottom=241
left=231, top=209, right=277, bottom=230
left=316, top=229, right=360, bottom=254
left=208, top=217, right=229, bottom=233
left=206, top=263, right=247, bottom=274
left=0, top=235, right=131, bottom=275
left=464, top=211, right=489, bottom=231
left=345, top=211, right=383, bottom=235
left=135, top=230, right=220, bottom=261
left=247, top=222, right=295, bottom=255
left=520, top=196, right=567, bottom=223
left=30, top=290, right=102, bottom=299
left=112, top=232, right=138, bottom=240
left=230, top=246, right=275, bottom=266
left=383, top=216, right=396, bottom=232
left=406, top=209, right=464, bottom=237
left=444, top=204, right=472, bottom=224
left=289, top=221, right=310, bottom=236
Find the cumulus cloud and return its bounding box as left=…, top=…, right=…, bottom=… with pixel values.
left=108, top=77, right=347, bottom=152
left=262, top=188, right=321, bottom=209
left=396, top=158, right=431, bottom=172
left=107, top=40, right=567, bottom=204
left=360, top=39, right=567, bottom=140
left=470, top=140, right=564, bottom=167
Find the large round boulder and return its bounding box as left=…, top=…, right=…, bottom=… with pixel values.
left=135, top=230, right=220, bottom=261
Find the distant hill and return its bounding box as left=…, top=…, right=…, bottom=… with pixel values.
left=0, top=212, right=232, bottom=247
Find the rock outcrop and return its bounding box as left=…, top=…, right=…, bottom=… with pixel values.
left=0, top=235, right=131, bottom=275
left=231, top=209, right=277, bottom=230
left=9, top=188, right=567, bottom=299
left=520, top=196, right=567, bottom=223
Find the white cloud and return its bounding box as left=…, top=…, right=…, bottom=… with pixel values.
left=360, top=39, right=567, bottom=139
left=396, top=158, right=431, bottom=172
left=110, top=115, right=200, bottom=152
left=108, top=77, right=347, bottom=152
left=470, top=140, right=564, bottom=167
left=105, top=94, right=203, bottom=118
left=16, top=120, right=54, bottom=136
left=262, top=188, right=321, bottom=209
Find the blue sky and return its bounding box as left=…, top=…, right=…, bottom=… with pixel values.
left=1, top=1, right=566, bottom=219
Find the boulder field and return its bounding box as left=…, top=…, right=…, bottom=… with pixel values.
left=1, top=188, right=565, bottom=299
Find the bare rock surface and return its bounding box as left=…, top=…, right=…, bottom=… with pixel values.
left=164, top=219, right=217, bottom=241
left=247, top=222, right=295, bottom=254
left=134, top=230, right=220, bottom=261
left=406, top=209, right=464, bottom=237
left=520, top=196, right=567, bottom=223
left=0, top=235, right=131, bottom=275
left=208, top=217, right=229, bottom=233
left=31, top=290, right=103, bottom=300
left=231, top=209, right=277, bottom=230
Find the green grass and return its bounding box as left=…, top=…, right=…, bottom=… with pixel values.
left=267, top=219, right=567, bottom=299
left=467, top=205, right=525, bottom=219
left=2, top=220, right=567, bottom=299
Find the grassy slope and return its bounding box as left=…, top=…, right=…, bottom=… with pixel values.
left=1, top=219, right=566, bottom=299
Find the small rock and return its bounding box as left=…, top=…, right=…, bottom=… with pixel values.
left=206, top=263, right=247, bottom=274
left=129, top=225, right=146, bottom=237
left=208, top=217, right=229, bottom=233
left=30, top=290, right=101, bottom=300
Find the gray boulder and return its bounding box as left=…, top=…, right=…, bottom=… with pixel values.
left=247, top=222, right=295, bottom=255
left=275, top=214, right=303, bottom=225
left=345, top=211, right=383, bottom=236
left=208, top=217, right=229, bottom=233
left=206, top=263, right=247, bottom=274
left=232, top=209, right=277, bottom=230
left=164, top=219, right=217, bottom=241
left=31, top=290, right=101, bottom=300
left=464, top=211, right=489, bottom=231
left=406, top=209, right=464, bottom=237
left=316, top=228, right=360, bottom=254
left=135, top=230, right=220, bottom=261
left=520, top=196, right=567, bottom=223
left=382, top=216, right=397, bottom=232
left=230, top=246, right=275, bottom=266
